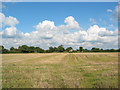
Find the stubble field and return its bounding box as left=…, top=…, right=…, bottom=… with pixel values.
left=2, top=53, right=118, bottom=88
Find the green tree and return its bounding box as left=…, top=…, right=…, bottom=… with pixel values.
left=53, top=47, right=58, bottom=52
left=66, top=47, right=73, bottom=52
left=79, top=47, right=83, bottom=52
left=10, top=47, right=15, bottom=51
left=49, top=47, right=54, bottom=52
left=18, top=45, right=29, bottom=53
left=117, top=48, right=120, bottom=52
left=57, top=45, right=65, bottom=52
left=100, top=48, right=103, bottom=52
left=29, top=46, right=35, bottom=53
left=91, top=47, right=100, bottom=52
left=84, top=49, right=88, bottom=52
left=0, top=46, right=9, bottom=53
left=0, top=46, right=4, bottom=53
left=109, top=49, right=115, bottom=52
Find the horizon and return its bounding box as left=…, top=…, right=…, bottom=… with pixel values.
left=1, top=44, right=119, bottom=50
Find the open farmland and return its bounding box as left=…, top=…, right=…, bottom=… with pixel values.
left=2, top=53, right=118, bottom=88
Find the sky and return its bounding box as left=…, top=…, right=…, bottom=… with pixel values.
left=1, top=0, right=119, bottom=2
left=0, top=2, right=119, bottom=50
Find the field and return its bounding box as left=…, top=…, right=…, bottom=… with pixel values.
left=2, top=53, right=118, bottom=88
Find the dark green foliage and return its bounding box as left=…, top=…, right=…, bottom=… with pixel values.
left=57, top=45, right=65, bottom=52
left=66, top=47, right=73, bottom=52
left=91, top=47, right=100, bottom=52
left=0, top=45, right=119, bottom=53
left=10, top=47, right=15, bottom=51
left=0, top=46, right=3, bottom=53
left=79, top=47, right=83, bottom=52
left=117, top=48, right=120, bottom=52
left=83, top=49, right=89, bottom=52
left=35, top=47, right=44, bottom=53
left=49, top=47, right=54, bottom=52
left=18, top=45, right=29, bottom=53
left=53, top=47, right=58, bottom=52
left=0, top=46, right=9, bottom=53
left=10, top=47, right=20, bottom=53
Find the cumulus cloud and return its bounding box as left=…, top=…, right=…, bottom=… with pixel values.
left=1, top=13, right=118, bottom=49
left=0, top=12, right=19, bottom=27
left=1, top=26, right=23, bottom=38
left=35, top=20, right=55, bottom=30
left=0, top=12, right=22, bottom=38
left=64, top=16, right=80, bottom=30
left=4, top=16, right=19, bottom=26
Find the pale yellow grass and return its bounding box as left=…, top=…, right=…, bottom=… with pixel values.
left=2, top=53, right=118, bottom=88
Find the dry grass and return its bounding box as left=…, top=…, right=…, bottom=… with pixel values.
left=2, top=53, right=118, bottom=88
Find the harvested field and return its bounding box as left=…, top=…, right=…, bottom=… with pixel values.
left=2, top=53, right=118, bottom=88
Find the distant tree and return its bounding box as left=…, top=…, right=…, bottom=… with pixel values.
left=39, top=48, right=44, bottom=53
left=104, top=49, right=109, bottom=52
left=117, top=48, right=120, bottom=52
left=100, top=49, right=103, bottom=52
left=79, top=47, right=83, bottom=52
left=84, top=49, right=88, bottom=52
left=1, top=45, right=119, bottom=53
left=66, top=47, right=73, bottom=52
left=29, top=46, right=35, bottom=53
left=91, top=47, right=100, bottom=52
left=10, top=47, right=15, bottom=51
left=91, top=47, right=95, bottom=51
left=57, top=45, right=65, bottom=52
left=53, top=47, right=58, bottom=52
left=0, top=46, right=9, bottom=53
left=18, top=45, right=29, bottom=53
left=44, top=50, right=50, bottom=53
left=109, top=49, right=116, bottom=52
left=10, top=47, right=20, bottom=53
left=35, top=47, right=44, bottom=53
left=2, top=49, right=9, bottom=53
left=49, top=47, right=54, bottom=52
left=0, top=46, right=3, bottom=53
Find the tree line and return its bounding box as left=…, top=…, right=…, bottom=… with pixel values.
left=0, top=45, right=120, bottom=53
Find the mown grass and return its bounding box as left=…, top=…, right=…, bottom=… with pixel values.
left=2, top=53, right=118, bottom=88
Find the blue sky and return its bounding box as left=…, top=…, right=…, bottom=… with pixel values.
left=2, top=0, right=119, bottom=2
left=1, top=2, right=119, bottom=49
left=2, top=2, right=117, bottom=33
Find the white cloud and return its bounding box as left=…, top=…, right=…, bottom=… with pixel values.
left=107, top=9, right=112, bottom=12
left=24, top=33, right=30, bottom=36
left=1, top=26, right=23, bottom=38
left=0, top=13, right=118, bottom=49
left=64, top=16, right=80, bottom=30
left=0, top=12, right=5, bottom=23
left=4, top=16, right=19, bottom=26
left=3, top=27, right=17, bottom=36
left=0, top=12, right=22, bottom=38
left=0, top=12, right=19, bottom=27
left=35, top=20, right=55, bottom=30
